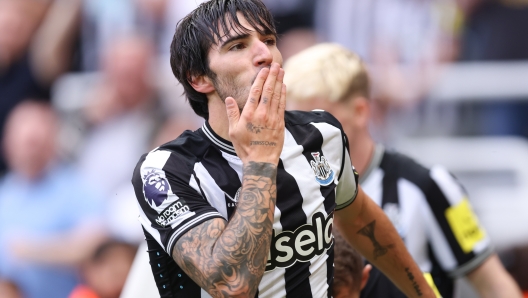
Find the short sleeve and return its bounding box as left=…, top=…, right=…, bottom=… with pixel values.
left=335, top=134, right=359, bottom=210
left=423, top=165, right=493, bottom=278
left=132, top=149, right=224, bottom=255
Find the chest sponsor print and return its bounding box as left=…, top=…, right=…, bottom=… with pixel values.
left=266, top=211, right=334, bottom=271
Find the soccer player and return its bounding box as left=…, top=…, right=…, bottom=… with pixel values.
left=284, top=43, right=522, bottom=298
left=131, top=1, right=436, bottom=297
left=333, top=227, right=372, bottom=298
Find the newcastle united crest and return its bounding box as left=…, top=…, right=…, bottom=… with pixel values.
left=310, top=152, right=335, bottom=186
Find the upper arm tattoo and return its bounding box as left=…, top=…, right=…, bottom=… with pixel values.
left=173, top=162, right=277, bottom=297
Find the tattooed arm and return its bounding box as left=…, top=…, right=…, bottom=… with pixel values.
left=173, top=162, right=277, bottom=297
left=335, top=186, right=436, bottom=298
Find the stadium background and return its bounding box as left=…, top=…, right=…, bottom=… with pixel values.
left=0, top=0, right=527, bottom=297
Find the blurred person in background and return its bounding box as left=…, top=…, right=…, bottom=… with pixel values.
left=458, top=0, right=528, bottom=137
left=114, top=114, right=204, bottom=297
left=69, top=240, right=138, bottom=298
left=285, top=43, right=522, bottom=298
left=0, top=279, right=22, bottom=298
left=104, top=113, right=202, bottom=245
left=333, top=228, right=372, bottom=298
left=261, top=0, right=319, bottom=60
left=502, top=245, right=528, bottom=297
left=76, top=34, right=162, bottom=199
left=315, top=0, right=461, bottom=141
left=0, top=0, right=48, bottom=175
left=0, top=101, right=108, bottom=298
left=81, top=0, right=205, bottom=69
left=0, top=0, right=82, bottom=175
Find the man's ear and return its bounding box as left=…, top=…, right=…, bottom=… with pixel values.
left=360, top=264, right=372, bottom=290
left=351, top=97, right=370, bottom=128
left=189, top=75, right=215, bottom=94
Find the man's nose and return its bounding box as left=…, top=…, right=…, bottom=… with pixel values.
left=252, top=40, right=273, bottom=67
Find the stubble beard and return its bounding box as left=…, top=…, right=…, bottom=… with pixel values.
left=212, top=70, right=262, bottom=113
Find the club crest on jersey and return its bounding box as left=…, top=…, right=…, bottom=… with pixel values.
left=310, top=152, right=335, bottom=186
left=143, top=170, right=171, bottom=207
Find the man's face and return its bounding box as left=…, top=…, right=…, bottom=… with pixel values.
left=4, top=107, right=57, bottom=180
left=206, top=12, right=283, bottom=111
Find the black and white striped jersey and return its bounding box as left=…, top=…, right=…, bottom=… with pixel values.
left=359, top=144, right=493, bottom=298
left=131, top=110, right=359, bottom=298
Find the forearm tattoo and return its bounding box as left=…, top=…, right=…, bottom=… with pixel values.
left=173, top=162, right=277, bottom=297
left=357, top=220, right=394, bottom=259
left=405, top=267, right=423, bottom=297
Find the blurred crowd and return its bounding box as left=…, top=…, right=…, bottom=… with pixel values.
left=1, top=0, right=527, bottom=297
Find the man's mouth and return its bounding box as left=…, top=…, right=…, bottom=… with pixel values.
left=251, top=65, right=271, bottom=85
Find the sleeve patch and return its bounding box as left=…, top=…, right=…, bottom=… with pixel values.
left=445, top=198, right=486, bottom=253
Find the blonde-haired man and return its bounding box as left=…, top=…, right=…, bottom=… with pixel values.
left=285, top=43, right=522, bottom=298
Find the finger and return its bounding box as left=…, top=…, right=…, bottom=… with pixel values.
left=243, top=67, right=269, bottom=114
left=270, top=68, right=284, bottom=115
left=278, top=83, right=286, bottom=119
left=256, top=63, right=280, bottom=114
left=225, top=97, right=240, bottom=131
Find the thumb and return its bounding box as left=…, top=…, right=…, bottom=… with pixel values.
left=225, top=97, right=240, bottom=128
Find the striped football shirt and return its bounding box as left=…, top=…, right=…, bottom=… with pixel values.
left=131, top=110, right=359, bottom=297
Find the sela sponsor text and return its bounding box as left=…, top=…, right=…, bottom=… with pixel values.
left=266, top=211, right=333, bottom=271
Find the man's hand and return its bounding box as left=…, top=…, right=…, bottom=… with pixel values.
left=225, top=62, right=286, bottom=165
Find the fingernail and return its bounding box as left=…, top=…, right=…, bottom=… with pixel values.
left=225, top=98, right=235, bottom=108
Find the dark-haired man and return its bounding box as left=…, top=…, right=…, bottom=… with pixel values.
left=131, top=1, right=436, bottom=297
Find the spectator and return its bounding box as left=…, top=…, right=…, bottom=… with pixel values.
left=69, top=241, right=137, bottom=298
left=0, top=0, right=49, bottom=175
left=261, top=0, right=319, bottom=60
left=315, top=0, right=460, bottom=141
left=0, top=101, right=107, bottom=298
left=76, top=35, right=162, bottom=198
left=0, top=279, right=22, bottom=298
left=81, top=0, right=199, bottom=69
left=105, top=114, right=201, bottom=244
left=459, top=0, right=528, bottom=137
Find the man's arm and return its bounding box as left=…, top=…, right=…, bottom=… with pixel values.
left=466, top=254, right=522, bottom=298
left=335, top=186, right=436, bottom=298
left=172, top=63, right=286, bottom=297
left=173, top=162, right=276, bottom=297
left=30, top=0, right=82, bottom=85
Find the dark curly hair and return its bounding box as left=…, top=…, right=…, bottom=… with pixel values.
left=170, top=0, right=277, bottom=119
left=333, top=228, right=364, bottom=295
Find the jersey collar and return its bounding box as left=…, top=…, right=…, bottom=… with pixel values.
left=359, top=143, right=385, bottom=184
left=201, top=121, right=237, bottom=155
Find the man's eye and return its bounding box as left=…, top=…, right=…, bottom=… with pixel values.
left=264, top=39, right=276, bottom=46
left=229, top=43, right=245, bottom=51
